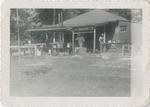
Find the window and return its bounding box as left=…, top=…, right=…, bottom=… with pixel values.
left=120, top=26, right=127, bottom=32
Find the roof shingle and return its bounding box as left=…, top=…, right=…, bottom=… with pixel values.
left=63, top=9, right=128, bottom=27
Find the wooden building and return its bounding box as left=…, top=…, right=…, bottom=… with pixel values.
left=27, top=9, right=131, bottom=53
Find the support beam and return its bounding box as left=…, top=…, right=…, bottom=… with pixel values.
left=58, top=13, right=61, bottom=42
left=29, top=33, right=32, bottom=44
left=61, top=11, right=63, bottom=26
left=74, top=31, right=94, bottom=34
left=46, top=32, right=48, bottom=41
left=59, top=32, right=61, bottom=42
left=53, top=9, right=56, bottom=44
left=62, top=32, right=64, bottom=44
left=53, top=32, right=56, bottom=44
left=58, top=13, right=61, bottom=26
left=93, top=28, right=96, bottom=53
left=72, top=31, right=75, bottom=53
left=104, top=25, right=106, bottom=43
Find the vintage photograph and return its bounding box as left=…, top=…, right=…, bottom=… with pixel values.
left=10, top=8, right=142, bottom=96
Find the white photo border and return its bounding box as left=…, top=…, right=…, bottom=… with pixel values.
left=1, top=1, right=150, bottom=107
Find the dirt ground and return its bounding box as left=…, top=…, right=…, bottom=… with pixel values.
left=10, top=51, right=130, bottom=96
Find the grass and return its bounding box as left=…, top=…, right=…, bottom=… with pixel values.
left=10, top=52, right=130, bottom=96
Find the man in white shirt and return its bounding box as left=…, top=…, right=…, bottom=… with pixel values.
left=99, top=33, right=104, bottom=53
left=76, top=34, right=85, bottom=47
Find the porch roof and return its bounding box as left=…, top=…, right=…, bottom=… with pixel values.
left=26, top=25, right=69, bottom=32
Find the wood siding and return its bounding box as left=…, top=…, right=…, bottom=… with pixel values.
left=113, top=21, right=131, bottom=43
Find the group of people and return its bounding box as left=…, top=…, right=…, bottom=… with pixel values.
left=75, top=33, right=105, bottom=53
left=25, top=32, right=106, bottom=56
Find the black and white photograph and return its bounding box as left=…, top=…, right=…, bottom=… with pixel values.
left=1, top=1, right=150, bottom=107
left=9, top=8, right=143, bottom=96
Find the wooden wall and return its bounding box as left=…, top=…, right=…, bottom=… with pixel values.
left=112, top=21, right=131, bottom=43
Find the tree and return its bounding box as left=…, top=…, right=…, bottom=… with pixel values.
left=108, top=9, right=131, bottom=20
left=34, top=9, right=92, bottom=25
left=10, top=9, right=39, bottom=44
left=108, top=9, right=142, bottom=23
left=131, top=9, right=142, bottom=23
left=10, top=9, right=142, bottom=45
left=34, top=9, right=63, bottom=25
left=63, top=9, right=92, bottom=21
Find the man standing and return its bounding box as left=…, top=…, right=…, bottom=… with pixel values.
left=75, top=34, right=85, bottom=47
left=99, top=33, right=104, bottom=53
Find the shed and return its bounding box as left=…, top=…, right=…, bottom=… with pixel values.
left=27, top=9, right=131, bottom=53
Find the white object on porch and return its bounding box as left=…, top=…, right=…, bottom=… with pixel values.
left=36, top=49, right=41, bottom=56
left=75, top=47, right=87, bottom=55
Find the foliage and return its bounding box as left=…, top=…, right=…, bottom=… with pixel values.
left=108, top=9, right=142, bottom=23
left=10, top=9, right=142, bottom=44
left=10, top=9, right=38, bottom=44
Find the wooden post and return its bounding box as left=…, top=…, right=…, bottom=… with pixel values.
left=62, top=32, right=64, bottom=44
left=53, top=9, right=56, bottom=25
left=46, top=32, right=48, bottom=41
left=72, top=31, right=75, bottom=53
left=61, top=11, right=63, bottom=26
left=58, top=13, right=61, bottom=25
left=59, top=32, right=61, bottom=42
left=93, top=28, right=96, bottom=53
left=122, top=44, right=125, bottom=56
left=53, top=9, right=56, bottom=44
left=35, top=45, right=37, bottom=57
left=53, top=32, right=55, bottom=44
left=104, top=25, right=106, bottom=43
left=58, top=13, right=61, bottom=43
left=29, top=33, right=32, bottom=44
